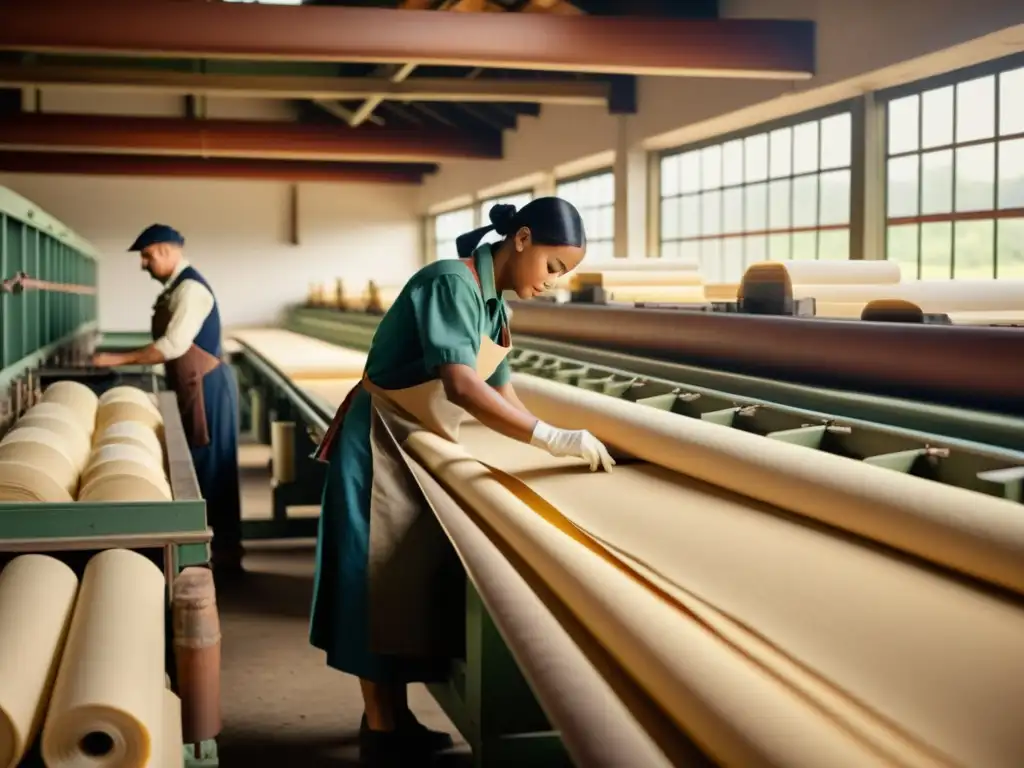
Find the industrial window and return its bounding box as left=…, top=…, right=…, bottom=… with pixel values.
left=432, top=207, right=475, bottom=261
left=478, top=191, right=534, bottom=245
left=556, top=171, right=615, bottom=261
left=658, top=110, right=853, bottom=282
left=884, top=57, right=1024, bottom=279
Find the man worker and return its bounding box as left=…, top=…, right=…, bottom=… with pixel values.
left=92, top=224, right=243, bottom=573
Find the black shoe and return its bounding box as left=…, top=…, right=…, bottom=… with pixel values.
left=359, top=712, right=454, bottom=757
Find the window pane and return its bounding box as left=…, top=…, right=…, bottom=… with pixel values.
left=920, top=222, right=952, bottom=280
left=791, top=231, right=816, bottom=260
left=701, top=191, right=722, bottom=235
left=921, top=86, right=954, bottom=149
left=997, top=219, right=1024, bottom=277
left=920, top=150, right=953, bottom=215
left=661, top=155, right=681, bottom=197
left=723, top=239, right=745, bottom=282
left=887, top=224, right=919, bottom=279
left=745, top=235, right=768, bottom=264
left=820, top=113, right=851, bottom=169
left=792, top=121, right=820, bottom=174
left=594, top=205, right=614, bottom=239
left=954, top=219, right=994, bottom=278
left=1000, top=67, right=1024, bottom=136
left=701, top=146, right=722, bottom=190
left=680, top=151, right=701, bottom=193
left=723, top=140, right=744, bottom=186
left=955, top=143, right=995, bottom=212
left=956, top=75, right=996, bottom=143
left=723, top=188, right=744, bottom=233
left=888, top=95, right=920, bottom=155
left=661, top=240, right=680, bottom=260
left=661, top=197, right=681, bottom=240
left=792, top=175, right=818, bottom=227
left=594, top=172, right=614, bottom=205
left=998, top=137, right=1024, bottom=209
left=769, top=128, right=792, bottom=178
left=768, top=180, right=791, bottom=229
left=819, top=170, right=850, bottom=225
left=744, top=183, right=768, bottom=231
left=681, top=195, right=701, bottom=236
left=768, top=233, right=790, bottom=260
left=744, top=134, right=769, bottom=182
left=887, top=155, right=919, bottom=217
left=818, top=229, right=849, bottom=261
left=680, top=240, right=700, bottom=265
left=701, top=239, right=722, bottom=280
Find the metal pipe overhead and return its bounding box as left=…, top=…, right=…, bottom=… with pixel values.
left=0, top=114, right=503, bottom=163
left=0, top=1, right=816, bottom=79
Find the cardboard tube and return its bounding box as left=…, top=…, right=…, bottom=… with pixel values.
left=270, top=421, right=296, bottom=484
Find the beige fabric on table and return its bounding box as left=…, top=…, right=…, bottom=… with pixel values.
left=79, top=472, right=172, bottom=503
left=755, top=259, right=903, bottom=285
left=451, top=421, right=1024, bottom=767
left=230, top=328, right=367, bottom=379
left=95, top=422, right=165, bottom=464
left=0, top=555, right=79, bottom=768
left=294, top=377, right=362, bottom=410
left=512, top=374, right=1024, bottom=597
left=361, top=333, right=510, bottom=657
left=42, top=549, right=167, bottom=768
left=789, top=279, right=1024, bottom=312
left=574, top=270, right=704, bottom=288
left=605, top=286, right=707, bottom=304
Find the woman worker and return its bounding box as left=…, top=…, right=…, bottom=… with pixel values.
left=309, top=197, right=615, bottom=761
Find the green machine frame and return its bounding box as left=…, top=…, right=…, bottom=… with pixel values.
left=234, top=307, right=1024, bottom=767
left=0, top=186, right=99, bottom=389
left=0, top=186, right=216, bottom=768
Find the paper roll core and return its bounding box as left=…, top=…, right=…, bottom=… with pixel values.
left=79, top=731, right=114, bottom=757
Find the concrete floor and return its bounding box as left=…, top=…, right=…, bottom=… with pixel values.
left=213, top=444, right=470, bottom=767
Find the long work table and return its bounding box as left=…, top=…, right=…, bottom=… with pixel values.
left=229, top=327, right=1024, bottom=768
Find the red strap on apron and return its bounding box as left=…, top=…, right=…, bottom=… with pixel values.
left=311, top=258, right=509, bottom=462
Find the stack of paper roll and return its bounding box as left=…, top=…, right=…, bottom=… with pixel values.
left=0, top=387, right=97, bottom=501
left=80, top=386, right=170, bottom=502
left=570, top=266, right=706, bottom=304
left=0, top=551, right=183, bottom=768
left=364, top=281, right=400, bottom=314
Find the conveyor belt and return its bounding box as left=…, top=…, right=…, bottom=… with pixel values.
left=231, top=327, right=1024, bottom=767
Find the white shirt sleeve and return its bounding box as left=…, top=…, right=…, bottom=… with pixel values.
left=152, top=279, right=216, bottom=361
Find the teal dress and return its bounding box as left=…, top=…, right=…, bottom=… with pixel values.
left=310, top=245, right=511, bottom=683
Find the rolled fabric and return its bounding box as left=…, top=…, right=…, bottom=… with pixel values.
left=8, top=416, right=91, bottom=471
left=511, top=374, right=1024, bottom=597
left=94, top=402, right=163, bottom=437
left=79, top=473, right=171, bottom=503
left=41, top=549, right=166, bottom=768
left=94, top=422, right=164, bottom=464
left=22, top=402, right=91, bottom=439
left=0, top=555, right=79, bottom=768
left=41, top=382, right=98, bottom=434
left=0, top=428, right=79, bottom=495
left=0, top=461, right=74, bottom=503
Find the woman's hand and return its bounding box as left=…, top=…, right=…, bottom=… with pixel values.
left=530, top=421, right=615, bottom=473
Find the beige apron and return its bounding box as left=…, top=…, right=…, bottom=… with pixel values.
left=362, top=336, right=511, bottom=657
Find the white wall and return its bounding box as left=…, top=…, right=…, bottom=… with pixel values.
left=3, top=91, right=422, bottom=331
left=418, top=0, right=1024, bottom=210
left=0, top=174, right=422, bottom=330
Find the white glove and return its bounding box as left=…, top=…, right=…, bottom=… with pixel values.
left=530, top=421, right=615, bottom=473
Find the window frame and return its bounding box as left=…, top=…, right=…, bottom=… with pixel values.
left=555, top=168, right=616, bottom=260
left=655, top=100, right=858, bottom=279
left=878, top=52, right=1024, bottom=279
left=431, top=205, right=475, bottom=262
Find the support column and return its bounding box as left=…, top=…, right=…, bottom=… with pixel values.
left=612, top=116, right=649, bottom=260
left=850, top=93, right=886, bottom=260
left=535, top=172, right=557, bottom=198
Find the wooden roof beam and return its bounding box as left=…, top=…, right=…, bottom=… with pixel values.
left=0, top=113, right=503, bottom=163
left=0, top=0, right=816, bottom=79
left=0, top=152, right=436, bottom=184
left=0, top=64, right=611, bottom=106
